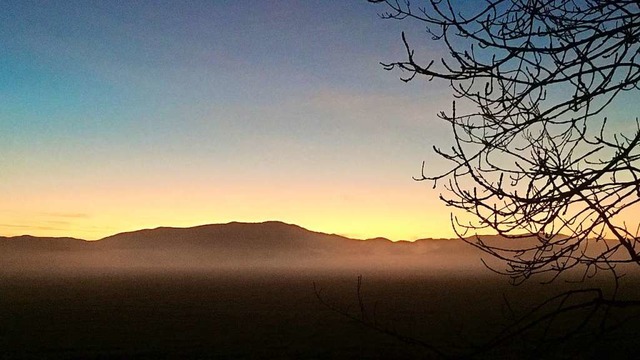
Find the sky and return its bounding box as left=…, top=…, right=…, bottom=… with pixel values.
left=0, top=1, right=470, bottom=240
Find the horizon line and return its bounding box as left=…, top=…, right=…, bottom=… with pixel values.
left=1, top=220, right=464, bottom=243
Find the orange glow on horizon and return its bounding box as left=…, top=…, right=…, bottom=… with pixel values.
left=0, top=175, right=457, bottom=241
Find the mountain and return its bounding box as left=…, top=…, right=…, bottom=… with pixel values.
left=0, top=221, right=484, bottom=273
left=0, top=235, right=88, bottom=251
left=97, top=221, right=362, bottom=252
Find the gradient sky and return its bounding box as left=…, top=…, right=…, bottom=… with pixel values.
left=1, top=1, right=476, bottom=240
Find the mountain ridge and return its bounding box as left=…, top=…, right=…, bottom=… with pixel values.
left=0, top=220, right=457, bottom=243
left=0, top=221, right=485, bottom=273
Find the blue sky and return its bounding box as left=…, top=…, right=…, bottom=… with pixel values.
left=1, top=1, right=461, bottom=239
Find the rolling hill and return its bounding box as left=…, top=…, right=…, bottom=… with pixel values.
left=0, top=221, right=485, bottom=273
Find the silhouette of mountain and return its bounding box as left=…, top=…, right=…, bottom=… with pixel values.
left=0, top=235, right=88, bottom=251
left=98, top=221, right=361, bottom=252
left=0, top=221, right=484, bottom=272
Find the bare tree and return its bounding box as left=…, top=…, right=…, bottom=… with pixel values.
left=369, top=0, right=640, bottom=284
left=313, top=2, right=640, bottom=357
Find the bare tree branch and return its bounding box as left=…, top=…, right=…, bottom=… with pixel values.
left=370, top=0, right=640, bottom=284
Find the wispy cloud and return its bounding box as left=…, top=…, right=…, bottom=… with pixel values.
left=40, top=212, right=90, bottom=219
left=307, top=87, right=449, bottom=129
left=0, top=223, right=68, bottom=231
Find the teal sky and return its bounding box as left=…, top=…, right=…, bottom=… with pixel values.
left=1, top=1, right=460, bottom=240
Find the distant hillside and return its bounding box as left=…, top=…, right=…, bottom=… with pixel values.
left=0, top=235, right=88, bottom=251
left=97, top=221, right=361, bottom=253
left=0, top=221, right=485, bottom=273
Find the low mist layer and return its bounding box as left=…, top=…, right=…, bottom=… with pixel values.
left=0, top=221, right=485, bottom=275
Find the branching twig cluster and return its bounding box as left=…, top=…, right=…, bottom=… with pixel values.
left=314, top=276, right=452, bottom=359
left=315, top=276, right=640, bottom=358
left=370, top=0, right=640, bottom=284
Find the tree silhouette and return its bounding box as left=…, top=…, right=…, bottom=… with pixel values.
left=369, top=0, right=640, bottom=285
left=313, top=2, right=640, bottom=357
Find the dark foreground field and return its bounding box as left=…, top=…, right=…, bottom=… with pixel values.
left=2, top=268, right=640, bottom=359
